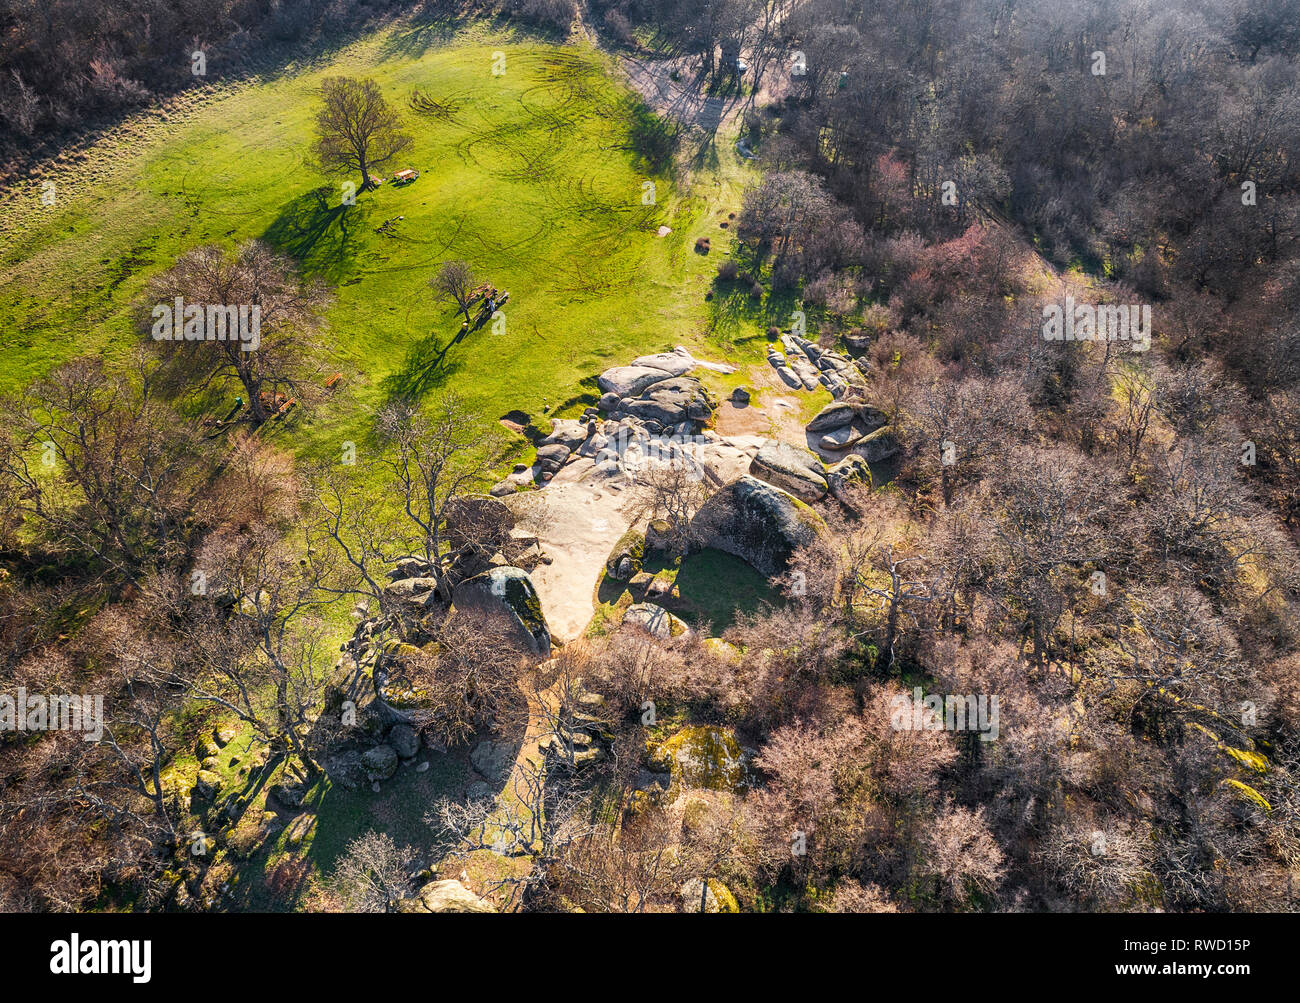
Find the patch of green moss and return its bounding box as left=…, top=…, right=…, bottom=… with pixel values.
left=605, top=526, right=646, bottom=578
left=649, top=725, right=745, bottom=794
left=504, top=574, right=547, bottom=644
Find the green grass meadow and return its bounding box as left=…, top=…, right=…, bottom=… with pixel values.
left=2, top=21, right=763, bottom=473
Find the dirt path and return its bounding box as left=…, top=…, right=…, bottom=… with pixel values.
left=574, top=0, right=758, bottom=135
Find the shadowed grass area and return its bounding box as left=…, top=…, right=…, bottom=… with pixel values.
left=596, top=546, right=784, bottom=634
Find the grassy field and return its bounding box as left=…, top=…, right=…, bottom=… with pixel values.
left=1, top=19, right=763, bottom=475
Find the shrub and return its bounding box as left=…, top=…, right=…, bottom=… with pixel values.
left=603, top=9, right=634, bottom=45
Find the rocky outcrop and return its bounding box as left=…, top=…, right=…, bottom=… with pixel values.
left=819, top=424, right=864, bottom=451
left=649, top=725, right=746, bottom=794
left=688, top=475, right=828, bottom=577
left=361, top=744, right=398, bottom=781
left=680, top=877, right=740, bottom=913
left=597, top=364, right=676, bottom=398
left=620, top=376, right=714, bottom=427
left=604, top=526, right=646, bottom=581
left=853, top=426, right=902, bottom=463
left=469, top=738, right=516, bottom=783
left=749, top=441, right=829, bottom=502
left=453, top=566, right=551, bottom=656
left=395, top=879, right=496, bottom=914
left=769, top=334, right=867, bottom=399
left=622, top=602, right=690, bottom=639
left=807, top=401, right=889, bottom=453
left=826, top=453, right=872, bottom=500
left=629, top=350, right=696, bottom=377
left=537, top=677, right=612, bottom=769
left=807, top=401, right=860, bottom=432
left=387, top=723, right=420, bottom=759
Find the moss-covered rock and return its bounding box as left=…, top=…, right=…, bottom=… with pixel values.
left=649, top=725, right=745, bottom=794
left=680, top=877, right=739, bottom=913
left=826, top=453, right=872, bottom=500
left=702, top=637, right=742, bottom=662
left=853, top=425, right=902, bottom=462
left=196, top=735, right=221, bottom=759
left=605, top=526, right=646, bottom=580
left=453, top=566, right=551, bottom=656
left=645, top=518, right=674, bottom=553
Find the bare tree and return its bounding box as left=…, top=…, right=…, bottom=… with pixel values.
left=430, top=260, right=478, bottom=325
left=313, top=77, right=413, bottom=192
left=170, top=528, right=339, bottom=783
left=326, top=831, right=417, bottom=913
left=4, top=353, right=211, bottom=582
left=1110, top=365, right=1157, bottom=470
left=915, top=801, right=1005, bottom=908
left=372, top=393, right=507, bottom=600
left=428, top=756, right=596, bottom=910
left=624, top=454, right=711, bottom=558
left=395, top=608, right=528, bottom=747
left=144, top=241, right=330, bottom=425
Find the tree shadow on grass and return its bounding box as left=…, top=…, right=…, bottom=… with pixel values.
left=376, top=10, right=464, bottom=62
left=596, top=549, right=783, bottom=634
left=379, top=322, right=468, bottom=405
left=689, top=129, right=723, bottom=173
left=669, top=548, right=782, bottom=632
left=622, top=97, right=682, bottom=178
left=260, top=186, right=369, bottom=283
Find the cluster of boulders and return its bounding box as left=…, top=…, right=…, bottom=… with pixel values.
left=736, top=400, right=901, bottom=505
left=538, top=677, right=613, bottom=769
left=767, top=333, right=867, bottom=398
left=491, top=347, right=734, bottom=495
left=749, top=436, right=878, bottom=506
left=597, top=347, right=719, bottom=434
left=806, top=400, right=895, bottom=456
left=761, top=333, right=902, bottom=484
left=320, top=506, right=554, bottom=791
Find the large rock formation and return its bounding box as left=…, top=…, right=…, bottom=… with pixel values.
left=649, top=725, right=746, bottom=793
left=748, top=440, right=829, bottom=502
left=597, top=365, right=675, bottom=398
left=826, top=453, right=872, bottom=501
left=395, top=879, right=496, bottom=914
left=622, top=602, right=690, bottom=639
left=853, top=426, right=902, bottom=462
left=769, top=335, right=867, bottom=399
left=453, top=566, right=551, bottom=656
left=688, top=475, right=828, bottom=577
left=604, top=526, right=646, bottom=581
left=620, top=376, right=713, bottom=427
